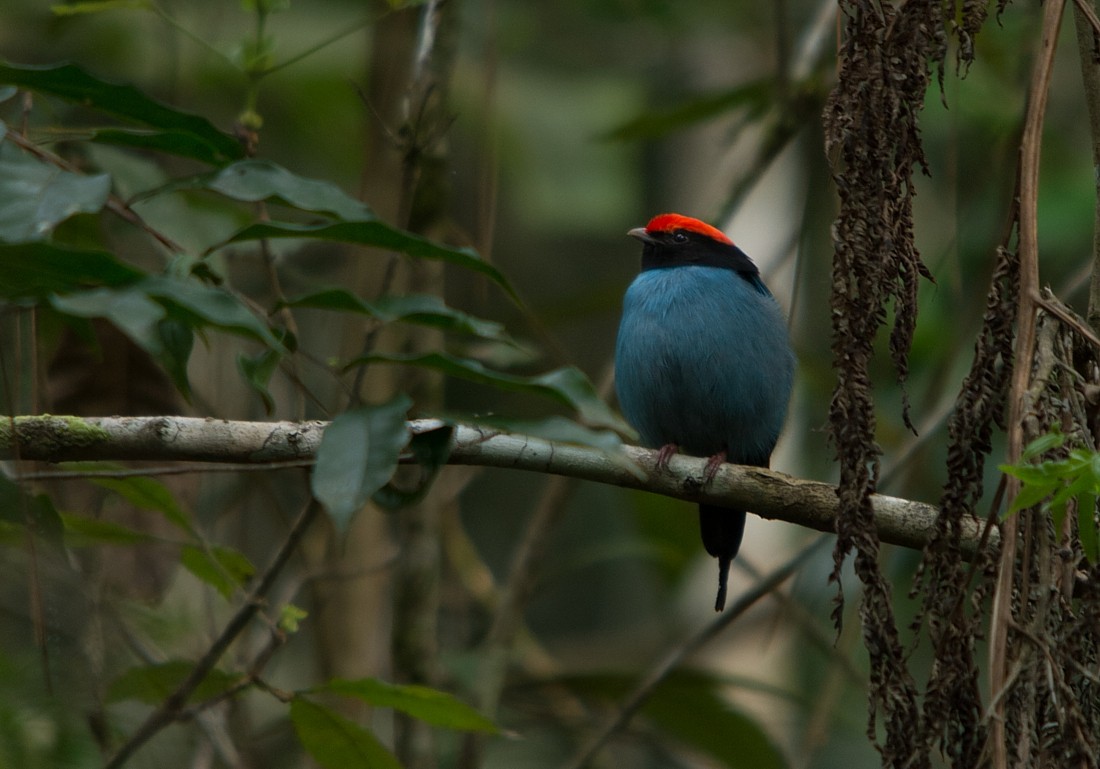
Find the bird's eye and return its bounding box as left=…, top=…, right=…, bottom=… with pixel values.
left=672, top=231, right=689, bottom=243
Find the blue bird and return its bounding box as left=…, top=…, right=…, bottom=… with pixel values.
left=615, top=213, right=795, bottom=611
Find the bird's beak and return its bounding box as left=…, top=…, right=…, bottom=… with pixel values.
left=627, top=227, right=656, bottom=244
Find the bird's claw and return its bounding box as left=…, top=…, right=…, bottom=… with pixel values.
left=703, top=451, right=727, bottom=485
left=655, top=443, right=679, bottom=472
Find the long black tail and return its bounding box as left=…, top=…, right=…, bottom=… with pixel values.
left=698, top=504, right=746, bottom=612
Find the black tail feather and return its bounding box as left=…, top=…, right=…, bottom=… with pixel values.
left=699, top=504, right=746, bottom=612
left=715, top=554, right=731, bottom=611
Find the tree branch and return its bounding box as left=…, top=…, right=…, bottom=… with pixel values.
left=0, top=415, right=993, bottom=557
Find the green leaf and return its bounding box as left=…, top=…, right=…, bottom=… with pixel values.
left=311, top=396, right=412, bottom=532
left=80, top=469, right=194, bottom=535
left=60, top=512, right=154, bottom=546
left=0, top=138, right=111, bottom=243
left=0, top=61, right=243, bottom=162
left=1021, top=429, right=1066, bottom=460
left=279, top=603, right=308, bottom=633
left=354, top=352, right=631, bottom=434
left=1078, top=491, right=1099, bottom=563
left=45, top=278, right=279, bottom=394
left=1002, top=478, right=1056, bottom=518
left=140, top=275, right=284, bottom=349
left=0, top=243, right=144, bottom=298
left=601, top=80, right=772, bottom=142
left=290, top=697, right=402, bottom=769
left=180, top=544, right=256, bottom=599
left=178, top=160, right=374, bottom=221
left=50, top=287, right=166, bottom=355
left=999, top=461, right=1062, bottom=485
left=156, top=316, right=196, bottom=396
left=107, top=660, right=239, bottom=705
left=89, top=127, right=230, bottom=165
left=315, top=678, right=498, bottom=734
left=237, top=347, right=282, bottom=414
left=285, top=290, right=512, bottom=343
left=216, top=220, right=515, bottom=299
left=372, top=424, right=454, bottom=511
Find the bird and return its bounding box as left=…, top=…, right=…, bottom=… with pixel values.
left=614, top=213, right=795, bottom=611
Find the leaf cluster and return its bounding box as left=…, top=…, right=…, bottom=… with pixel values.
left=1001, top=430, right=1100, bottom=562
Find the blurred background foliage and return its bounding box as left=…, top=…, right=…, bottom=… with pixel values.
left=0, top=0, right=1091, bottom=768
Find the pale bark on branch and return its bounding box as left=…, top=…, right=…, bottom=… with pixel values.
left=0, top=415, right=993, bottom=556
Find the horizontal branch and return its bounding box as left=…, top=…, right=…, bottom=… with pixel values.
left=0, top=415, right=992, bottom=556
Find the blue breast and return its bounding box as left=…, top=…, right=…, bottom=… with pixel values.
left=614, top=265, right=794, bottom=465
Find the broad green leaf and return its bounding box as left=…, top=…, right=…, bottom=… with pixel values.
left=601, top=80, right=772, bottom=142
left=50, top=287, right=166, bottom=355
left=0, top=61, right=243, bottom=162
left=290, top=697, right=402, bottom=769
left=107, top=660, right=239, bottom=705
left=60, top=512, right=154, bottom=546
left=317, top=678, right=497, bottom=734
left=355, top=352, right=631, bottom=434
left=0, top=138, right=111, bottom=243
left=1021, top=429, right=1065, bottom=460
left=1002, top=478, right=1057, bottom=518
left=47, top=279, right=278, bottom=394
left=216, top=220, right=515, bottom=298
left=156, top=316, right=196, bottom=396
left=311, top=396, right=412, bottom=532
left=180, top=544, right=256, bottom=599
left=80, top=469, right=194, bottom=535
left=0, top=243, right=144, bottom=298
left=140, top=276, right=284, bottom=349
left=999, top=461, right=1061, bottom=486
left=372, top=294, right=509, bottom=340
left=181, top=160, right=374, bottom=221
left=89, top=128, right=230, bottom=165
left=285, top=289, right=511, bottom=343
left=237, top=347, right=281, bottom=414
left=371, top=424, right=453, bottom=511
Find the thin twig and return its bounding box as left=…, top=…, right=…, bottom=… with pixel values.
left=1033, top=288, right=1100, bottom=350
left=103, top=499, right=320, bottom=768
left=989, top=3, right=1066, bottom=767
left=558, top=536, right=829, bottom=769
left=2, top=128, right=183, bottom=254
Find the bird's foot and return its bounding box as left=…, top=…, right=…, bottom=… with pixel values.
left=703, top=451, right=727, bottom=485
left=655, top=443, right=679, bottom=472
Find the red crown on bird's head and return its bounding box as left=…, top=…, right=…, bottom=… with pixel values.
left=644, top=213, right=733, bottom=246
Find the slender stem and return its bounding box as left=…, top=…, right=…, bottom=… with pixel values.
left=1073, top=0, right=1100, bottom=332
left=2, top=128, right=183, bottom=254
left=103, top=499, right=320, bottom=768
left=989, top=3, right=1066, bottom=767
